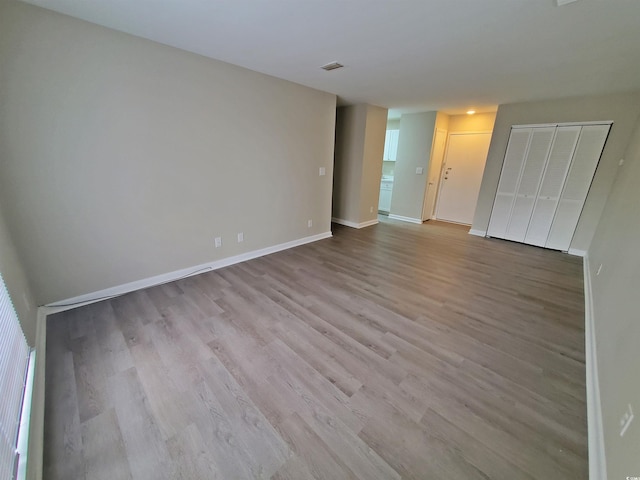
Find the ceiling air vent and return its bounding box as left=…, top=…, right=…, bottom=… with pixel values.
left=321, top=62, right=344, bottom=71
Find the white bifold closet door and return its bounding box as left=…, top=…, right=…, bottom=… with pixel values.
left=487, top=123, right=610, bottom=251
left=545, top=125, right=610, bottom=250
left=486, top=129, right=531, bottom=239
left=503, top=127, right=555, bottom=243
left=524, top=126, right=581, bottom=246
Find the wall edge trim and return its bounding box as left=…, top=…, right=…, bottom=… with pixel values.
left=25, top=309, right=47, bottom=480
left=584, top=253, right=608, bottom=479
left=45, top=231, right=333, bottom=310
left=331, top=217, right=379, bottom=229
left=387, top=214, right=423, bottom=225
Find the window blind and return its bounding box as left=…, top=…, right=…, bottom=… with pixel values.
left=0, top=274, right=30, bottom=480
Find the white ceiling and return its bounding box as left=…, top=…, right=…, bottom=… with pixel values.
left=22, top=0, right=640, bottom=116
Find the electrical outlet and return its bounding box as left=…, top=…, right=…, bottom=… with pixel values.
left=237, top=232, right=244, bottom=243
left=214, top=237, right=222, bottom=248
left=596, top=264, right=603, bottom=276
left=416, top=167, right=424, bottom=175
left=370, top=206, right=374, bottom=213
left=619, top=158, right=625, bottom=166
left=308, top=219, right=313, bottom=228
left=319, top=167, right=326, bottom=176
left=620, top=404, right=634, bottom=437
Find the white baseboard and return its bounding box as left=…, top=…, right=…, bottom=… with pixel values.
left=46, top=231, right=332, bottom=309
left=387, top=214, right=423, bottom=225
left=583, top=253, right=608, bottom=479
left=359, top=218, right=379, bottom=228
left=331, top=217, right=379, bottom=229
left=469, top=229, right=487, bottom=237
left=569, top=248, right=587, bottom=257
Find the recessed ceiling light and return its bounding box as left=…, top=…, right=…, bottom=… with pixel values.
left=466, top=110, right=476, bottom=115
left=321, top=62, right=344, bottom=71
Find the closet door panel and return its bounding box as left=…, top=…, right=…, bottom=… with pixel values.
left=487, top=129, right=531, bottom=238
left=546, top=124, right=610, bottom=250
left=505, top=197, right=536, bottom=241
left=545, top=201, right=584, bottom=249
left=524, top=126, right=581, bottom=246
left=558, top=125, right=610, bottom=201
left=488, top=194, right=515, bottom=236
left=504, top=127, right=555, bottom=242
left=525, top=198, right=559, bottom=246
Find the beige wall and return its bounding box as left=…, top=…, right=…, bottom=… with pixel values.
left=359, top=106, right=388, bottom=222
left=390, top=112, right=437, bottom=220
left=447, top=112, right=496, bottom=133
left=472, top=92, right=640, bottom=251
left=0, top=201, right=38, bottom=345
left=587, top=114, right=640, bottom=479
left=435, top=111, right=450, bottom=133
left=333, top=105, right=366, bottom=223
left=332, top=104, right=387, bottom=225
left=0, top=1, right=337, bottom=305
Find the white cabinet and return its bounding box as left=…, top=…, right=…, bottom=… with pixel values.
left=379, top=181, right=393, bottom=212
left=487, top=123, right=610, bottom=251
left=383, top=130, right=399, bottom=161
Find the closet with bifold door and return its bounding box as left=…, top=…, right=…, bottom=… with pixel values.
left=487, top=122, right=611, bottom=251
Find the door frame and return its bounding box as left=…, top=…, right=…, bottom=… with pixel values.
left=421, top=128, right=448, bottom=221
left=434, top=130, right=493, bottom=224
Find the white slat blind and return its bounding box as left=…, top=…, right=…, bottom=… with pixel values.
left=0, top=274, right=30, bottom=480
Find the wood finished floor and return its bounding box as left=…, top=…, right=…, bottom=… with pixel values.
left=44, top=218, right=587, bottom=480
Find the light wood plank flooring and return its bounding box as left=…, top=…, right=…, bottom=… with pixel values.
left=44, top=218, right=587, bottom=479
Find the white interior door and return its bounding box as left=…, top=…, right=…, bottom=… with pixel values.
left=435, top=132, right=492, bottom=225
left=422, top=128, right=447, bottom=221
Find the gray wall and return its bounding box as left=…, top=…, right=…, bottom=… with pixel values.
left=390, top=112, right=437, bottom=220
left=0, top=1, right=337, bottom=305
left=386, top=118, right=401, bottom=130
left=332, top=104, right=386, bottom=226
left=0, top=201, right=38, bottom=345
left=588, top=114, right=640, bottom=479
left=472, top=92, right=640, bottom=251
